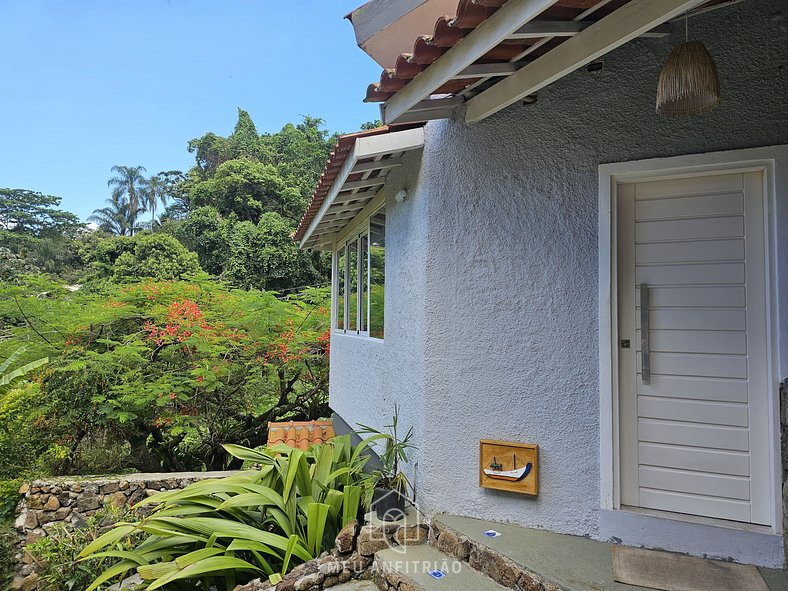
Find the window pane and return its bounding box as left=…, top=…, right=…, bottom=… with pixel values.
left=369, top=208, right=385, bottom=339
left=360, top=234, right=368, bottom=333
left=336, top=247, right=345, bottom=330
left=348, top=240, right=358, bottom=331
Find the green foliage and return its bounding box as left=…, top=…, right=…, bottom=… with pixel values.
left=27, top=504, right=139, bottom=591
left=0, top=188, right=83, bottom=238
left=357, top=405, right=416, bottom=497
left=0, top=382, right=55, bottom=479
left=0, top=277, right=331, bottom=475
left=80, top=439, right=370, bottom=590
left=0, top=246, right=41, bottom=281
left=0, top=520, right=17, bottom=591
left=0, top=479, right=21, bottom=521
left=112, top=234, right=201, bottom=282
left=190, top=159, right=293, bottom=223
left=87, top=233, right=201, bottom=282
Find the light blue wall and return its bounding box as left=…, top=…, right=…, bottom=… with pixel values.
left=328, top=0, right=788, bottom=566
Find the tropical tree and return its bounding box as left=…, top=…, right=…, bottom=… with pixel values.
left=107, top=166, right=147, bottom=234
left=142, top=174, right=168, bottom=226
left=88, top=193, right=143, bottom=236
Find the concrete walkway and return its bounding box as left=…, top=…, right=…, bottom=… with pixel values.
left=434, top=514, right=788, bottom=591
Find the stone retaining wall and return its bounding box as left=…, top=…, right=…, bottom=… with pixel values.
left=235, top=508, right=429, bottom=591
left=12, top=471, right=232, bottom=590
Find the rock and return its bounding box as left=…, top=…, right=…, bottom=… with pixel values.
left=25, top=529, right=44, bottom=545
left=275, top=580, right=295, bottom=591
left=70, top=512, right=87, bottom=528
left=469, top=545, right=520, bottom=588
left=102, top=482, right=119, bottom=495
left=294, top=572, right=323, bottom=591
left=43, top=495, right=61, bottom=511
left=118, top=480, right=129, bottom=491
left=334, top=519, right=358, bottom=554
left=392, top=525, right=428, bottom=546
left=233, top=578, right=272, bottom=591
left=145, top=489, right=159, bottom=497
left=20, top=574, right=39, bottom=591
left=27, top=496, right=45, bottom=510
left=18, top=482, right=30, bottom=495
left=435, top=529, right=472, bottom=561
left=53, top=506, right=72, bottom=520
left=110, top=492, right=128, bottom=508
left=338, top=569, right=351, bottom=584
left=10, top=577, right=25, bottom=591
left=317, top=561, right=342, bottom=576
left=71, top=484, right=82, bottom=493
left=51, top=486, right=63, bottom=495
left=356, top=525, right=389, bottom=556
left=344, top=552, right=372, bottom=573
left=323, top=575, right=338, bottom=588
left=77, top=494, right=101, bottom=512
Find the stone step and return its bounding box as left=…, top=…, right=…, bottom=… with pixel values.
left=428, top=513, right=788, bottom=591
left=332, top=582, right=377, bottom=591
left=374, top=544, right=508, bottom=591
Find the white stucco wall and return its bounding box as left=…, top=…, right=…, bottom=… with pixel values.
left=329, top=150, right=430, bottom=491
left=328, top=0, right=788, bottom=566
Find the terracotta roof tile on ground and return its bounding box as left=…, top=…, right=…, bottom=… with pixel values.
left=293, top=123, right=424, bottom=243
left=267, top=420, right=336, bottom=450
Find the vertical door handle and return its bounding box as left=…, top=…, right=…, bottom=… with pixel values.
left=640, top=282, right=650, bottom=384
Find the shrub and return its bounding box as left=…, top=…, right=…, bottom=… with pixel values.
left=26, top=504, right=138, bottom=591
left=0, top=479, right=21, bottom=522
left=0, top=520, right=17, bottom=591
left=80, top=437, right=374, bottom=590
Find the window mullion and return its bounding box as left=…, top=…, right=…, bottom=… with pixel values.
left=343, top=243, right=350, bottom=332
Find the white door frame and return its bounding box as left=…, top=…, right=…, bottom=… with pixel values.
left=598, top=145, right=787, bottom=533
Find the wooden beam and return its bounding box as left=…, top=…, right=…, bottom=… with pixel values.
left=507, top=20, right=672, bottom=40
left=352, top=157, right=403, bottom=174
left=465, top=0, right=707, bottom=123
left=453, top=63, right=519, bottom=79
left=298, top=127, right=424, bottom=248
left=382, top=0, right=559, bottom=124
left=341, top=176, right=389, bottom=191
left=333, top=190, right=379, bottom=204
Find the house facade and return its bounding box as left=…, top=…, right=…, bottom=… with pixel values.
left=295, top=0, right=788, bottom=568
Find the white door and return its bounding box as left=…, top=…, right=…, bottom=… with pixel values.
left=617, top=170, right=771, bottom=525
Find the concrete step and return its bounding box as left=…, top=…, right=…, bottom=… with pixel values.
left=331, top=582, right=378, bottom=591
left=429, top=513, right=788, bottom=591
left=374, top=543, right=508, bottom=591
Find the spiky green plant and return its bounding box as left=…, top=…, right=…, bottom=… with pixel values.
left=79, top=435, right=376, bottom=591
left=0, top=346, right=47, bottom=388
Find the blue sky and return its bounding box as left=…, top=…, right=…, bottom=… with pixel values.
left=0, top=0, right=382, bottom=221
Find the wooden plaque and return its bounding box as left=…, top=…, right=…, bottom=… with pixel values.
left=479, top=440, right=539, bottom=495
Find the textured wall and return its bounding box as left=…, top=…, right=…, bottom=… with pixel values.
left=329, top=150, right=429, bottom=491
left=328, top=0, right=788, bottom=565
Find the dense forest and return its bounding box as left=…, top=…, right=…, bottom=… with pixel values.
left=0, top=111, right=350, bottom=493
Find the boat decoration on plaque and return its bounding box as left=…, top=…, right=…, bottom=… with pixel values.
left=479, top=440, right=538, bottom=495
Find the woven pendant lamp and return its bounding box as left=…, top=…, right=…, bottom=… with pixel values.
left=656, top=14, right=720, bottom=116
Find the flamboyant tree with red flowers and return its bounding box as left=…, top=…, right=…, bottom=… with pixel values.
left=21, top=278, right=330, bottom=473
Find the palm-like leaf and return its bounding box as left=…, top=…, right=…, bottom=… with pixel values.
left=80, top=436, right=374, bottom=590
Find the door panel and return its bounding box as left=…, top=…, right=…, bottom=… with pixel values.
left=617, top=171, right=770, bottom=525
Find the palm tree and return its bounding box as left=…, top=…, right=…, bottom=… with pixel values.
left=88, top=193, right=144, bottom=236
left=142, top=174, right=169, bottom=226
left=107, top=165, right=147, bottom=234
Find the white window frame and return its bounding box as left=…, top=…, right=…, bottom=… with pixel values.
left=332, top=205, right=384, bottom=339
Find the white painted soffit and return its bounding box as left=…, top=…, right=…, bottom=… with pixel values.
left=378, top=0, right=712, bottom=125
left=347, top=0, right=457, bottom=70
left=299, top=127, right=425, bottom=250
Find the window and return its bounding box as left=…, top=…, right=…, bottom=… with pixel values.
left=333, top=206, right=385, bottom=338
left=369, top=209, right=385, bottom=338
